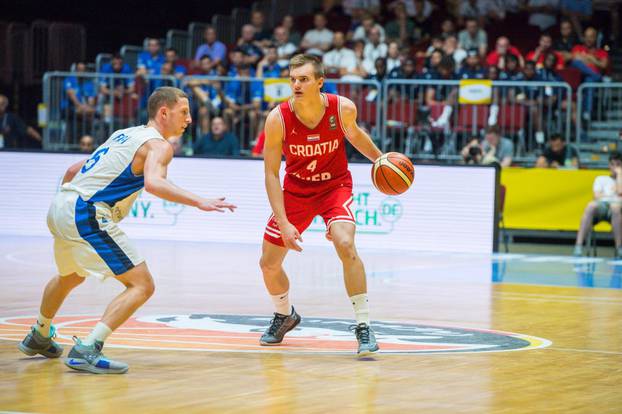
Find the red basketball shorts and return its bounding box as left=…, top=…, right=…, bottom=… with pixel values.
left=264, top=184, right=355, bottom=247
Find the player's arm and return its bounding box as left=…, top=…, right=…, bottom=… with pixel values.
left=339, top=97, right=382, bottom=162
left=143, top=140, right=236, bottom=212
left=62, top=159, right=87, bottom=184
left=264, top=108, right=303, bottom=251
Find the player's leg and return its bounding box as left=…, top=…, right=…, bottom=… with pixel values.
left=609, top=203, right=622, bottom=258
left=575, top=201, right=602, bottom=255
left=329, top=222, right=379, bottom=355
left=18, top=272, right=84, bottom=358
left=65, top=263, right=153, bottom=375
left=259, top=238, right=301, bottom=345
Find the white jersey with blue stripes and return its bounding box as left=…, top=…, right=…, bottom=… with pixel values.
left=63, top=125, right=165, bottom=221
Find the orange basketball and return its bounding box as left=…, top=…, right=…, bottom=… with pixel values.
left=371, top=152, right=415, bottom=195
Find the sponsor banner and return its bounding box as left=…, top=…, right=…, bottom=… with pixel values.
left=459, top=79, right=493, bottom=104
left=263, top=78, right=291, bottom=103
left=0, top=152, right=496, bottom=253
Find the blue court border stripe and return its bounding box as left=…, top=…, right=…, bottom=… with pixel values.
left=75, top=197, right=134, bottom=275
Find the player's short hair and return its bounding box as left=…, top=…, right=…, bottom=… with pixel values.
left=147, top=87, right=187, bottom=120
left=289, top=54, right=324, bottom=79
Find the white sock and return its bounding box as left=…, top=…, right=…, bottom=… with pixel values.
left=271, top=291, right=292, bottom=316
left=488, top=104, right=499, bottom=126
left=350, top=293, right=370, bottom=325
left=83, top=322, right=112, bottom=345
left=35, top=313, right=52, bottom=338
left=432, top=105, right=453, bottom=127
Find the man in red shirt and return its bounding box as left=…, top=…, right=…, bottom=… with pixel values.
left=259, top=54, right=384, bottom=355
left=486, top=36, right=525, bottom=70
left=570, top=27, right=609, bottom=116
left=526, top=33, right=565, bottom=70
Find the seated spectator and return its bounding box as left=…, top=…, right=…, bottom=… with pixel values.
left=323, top=31, right=362, bottom=79
left=386, top=41, right=402, bottom=73
left=301, top=13, right=334, bottom=56
left=385, top=1, right=415, bottom=45
left=443, top=35, right=467, bottom=69
left=518, top=61, right=545, bottom=133
left=554, top=18, right=579, bottom=62
left=535, top=133, right=579, bottom=168
left=539, top=52, right=564, bottom=81
left=99, top=54, right=135, bottom=99
left=425, top=56, right=458, bottom=129
left=367, top=57, right=388, bottom=82
left=422, top=48, right=444, bottom=75
left=389, top=57, right=418, bottom=80
left=458, top=18, right=488, bottom=58
left=571, top=27, right=609, bottom=117
left=526, top=0, right=561, bottom=31
left=526, top=33, right=565, bottom=70
left=193, top=26, right=227, bottom=70
left=412, top=0, right=435, bottom=40
left=78, top=134, right=95, bottom=153
left=574, top=151, right=622, bottom=258
left=63, top=62, right=97, bottom=121
left=458, top=49, right=486, bottom=79
left=487, top=36, right=525, bottom=70
left=193, top=116, right=240, bottom=156
left=164, top=48, right=188, bottom=79
left=460, top=125, right=514, bottom=167
left=186, top=55, right=224, bottom=135
left=461, top=135, right=484, bottom=164
left=251, top=10, right=272, bottom=48
left=0, top=94, right=42, bottom=149
left=440, top=18, right=457, bottom=40
left=281, top=15, right=302, bottom=46
left=237, top=25, right=264, bottom=66
left=273, top=26, right=297, bottom=67
left=457, top=0, right=495, bottom=26
left=362, top=27, right=387, bottom=75
left=352, top=13, right=386, bottom=43
left=137, top=38, right=165, bottom=76
left=352, top=39, right=370, bottom=79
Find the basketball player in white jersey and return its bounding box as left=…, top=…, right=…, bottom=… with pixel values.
left=18, top=87, right=236, bottom=374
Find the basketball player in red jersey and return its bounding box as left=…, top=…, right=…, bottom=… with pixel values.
left=259, top=54, right=383, bottom=355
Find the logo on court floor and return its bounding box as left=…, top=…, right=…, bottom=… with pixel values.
left=0, top=315, right=550, bottom=354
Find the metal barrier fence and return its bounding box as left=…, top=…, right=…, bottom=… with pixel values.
left=180, top=76, right=381, bottom=155
left=382, top=79, right=572, bottom=159
left=577, top=83, right=622, bottom=147
left=42, top=72, right=176, bottom=151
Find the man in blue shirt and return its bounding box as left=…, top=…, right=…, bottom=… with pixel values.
left=458, top=49, right=486, bottom=79
left=164, top=48, right=188, bottom=80
left=193, top=116, right=240, bottom=156
left=63, top=62, right=97, bottom=114
left=194, top=26, right=227, bottom=70
left=136, top=38, right=165, bottom=77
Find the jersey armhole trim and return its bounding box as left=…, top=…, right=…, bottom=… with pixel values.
left=336, top=96, right=349, bottom=138
left=276, top=106, right=286, bottom=142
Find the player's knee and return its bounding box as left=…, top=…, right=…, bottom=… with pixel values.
left=259, top=256, right=280, bottom=275
left=334, top=238, right=356, bottom=257
left=586, top=201, right=598, bottom=213
left=137, top=278, right=155, bottom=300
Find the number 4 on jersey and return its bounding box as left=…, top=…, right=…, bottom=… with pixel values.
left=306, top=159, right=317, bottom=173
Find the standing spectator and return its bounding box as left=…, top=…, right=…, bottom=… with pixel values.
left=273, top=26, right=297, bottom=67
left=164, top=48, right=188, bottom=80
left=193, top=116, right=240, bottom=156
left=193, top=26, right=227, bottom=70
left=571, top=27, right=609, bottom=118
left=352, top=13, right=386, bottom=43
left=385, top=1, right=415, bottom=45
left=251, top=10, right=272, bottom=48
left=486, top=36, right=525, bottom=70
left=301, top=13, right=334, bottom=56
left=237, top=25, right=264, bottom=66
left=281, top=15, right=302, bottom=46
left=323, top=32, right=361, bottom=79
left=78, top=134, right=95, bottom=153
left=535, top=133, right=579, bottom=168
left=362, top=27, right=387, bottom=75
left=458, top=18, right=488, bottom=58
left=554, top=18, right=579, bottom=62
left=574, top=152, right=622, bottom=258
left=526, top=33, right=565, bottom=70
left=136, top=38, right=165, bottom=77
left=526, top=0, right=561, bottom=31
left=0, top=94, right=42, bottom=149
left=461, top=125, right=514, bottom=167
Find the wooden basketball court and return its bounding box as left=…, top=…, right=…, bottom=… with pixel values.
left=0, top=236, right=620, bottom=413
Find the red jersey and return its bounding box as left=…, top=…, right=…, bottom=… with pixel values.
left=571, top=45, right=608, bottom=74
left=278, top=93, right=352, bottom=194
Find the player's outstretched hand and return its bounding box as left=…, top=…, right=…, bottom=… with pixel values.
left=281, top=222, right=303, bottom=252
left=197, top=197, right=237, bottom=213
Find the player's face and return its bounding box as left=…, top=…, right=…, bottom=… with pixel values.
left=165, top=98, right=192, bottom=137
left=290, top=64, right=323, bottom=100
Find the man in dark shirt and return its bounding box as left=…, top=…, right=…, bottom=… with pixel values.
left=536, top=133, right=579, bottom=168
left=554, top=19, right=578, bottom=62
left=0, top=94, right=42, bottom=149
left=193, top=116, right=240, bottom=156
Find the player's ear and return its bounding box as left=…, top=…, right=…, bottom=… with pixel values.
left=317, top=76, right=324, bottom=89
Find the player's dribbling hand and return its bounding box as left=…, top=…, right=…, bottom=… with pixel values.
left=197, top=197, right=237, bottom=213
left=281, top=222, right=303, bottom=252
